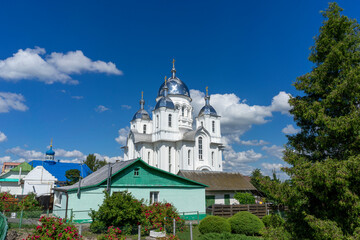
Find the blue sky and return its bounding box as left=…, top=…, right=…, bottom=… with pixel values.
left=1, top=0, right=359, bottom=178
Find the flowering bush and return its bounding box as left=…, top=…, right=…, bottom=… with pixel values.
left=18, top=193, right=42, bottom=211
left=98, top=226, right=126, bottom=240
left=141, top=202, right=185, bottom=235
left=24, top=216, right=82, bottom=240
left=89, top=191, right=144, bottom=234
left=0, top=192, right=17, bottom=212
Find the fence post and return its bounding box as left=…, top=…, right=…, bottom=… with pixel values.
left=138, top=225, right=141, bottom=240
left=190, top=222, right=193, bottom=240
left=70, top=209, right=73, bottom=222
left=19, top=210, right=23, bottom=229
left=173, top=218, right=176, bottom=236
left=46, top=208, right=49, bottom=217
left=197, top=211, right=199, bottom=225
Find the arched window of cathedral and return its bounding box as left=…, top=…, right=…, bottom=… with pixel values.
left=182, top=106, right=185, bottom=117
left=148, top=151, right=150, bottom=164
left=212, top=121, right=215, bottom=133
left=168, top=114, right=172, bottom=127
left=211, top=152, right=214, bottom=166
left=201, top=121, right=203, bottom=127
left=143, top=124, right=147, bottom=134
left=198, top=137, right=203, bottom=160
left=156, top=115, right=159, bottom=128
left=188, top=150, right=191, bottom=165
left=169, top=147, right=172, bottom=172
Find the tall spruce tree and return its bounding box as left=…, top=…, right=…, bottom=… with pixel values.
left=262, top=3, right=360, bottom=239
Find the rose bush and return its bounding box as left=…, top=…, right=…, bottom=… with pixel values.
left=24, top=216, right=82, bottom=240
left=141, top=202, right=185, bottom=235
left=98, top=226, right=126, bottom=240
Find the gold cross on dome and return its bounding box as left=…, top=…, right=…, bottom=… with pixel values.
left=141, top=91, right=143, bottom=99
left=172, top=59, right=175, bottom=68
left=206, top=86, right=208, bottom=95
left=164, top=76, right=167, bottom=84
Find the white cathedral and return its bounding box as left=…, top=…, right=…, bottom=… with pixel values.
left=123, top=61, right=224, bottom=174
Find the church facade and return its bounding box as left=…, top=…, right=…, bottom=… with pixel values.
left=123, top=61, right=224, bottom=174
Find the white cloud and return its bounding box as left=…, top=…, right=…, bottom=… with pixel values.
left=6, top=147, right=43, bottom=159
left=95, top=105, right=109, bottom=113
left=282, top=124, right=300, bottom=135
left=191, top=90, right=291, bottom=137
left=269, top=91, right=291, bottom=114
left=54, top=149, right=85, bottom=158
left=262, top=145, right=284, bottom=160
left=47, top=50, right=122, bottom=75
left=239, top=139, right=269, bottom=146
left=0, top=47, right=122, bottom=84
left=71, top=96, right=83, bottom=100
left=222, top=143, right=263, bottom=173
left=0, top=92, right=28, bottom=113
left=121, top=105, right=131, bottom=110
left=94, top=153, right=123, bottom=163
left=0, top=156, right=25, bottom=165
left=115, top=127, right=129, bottom=145
left=261, top=162, right=284, bottom=171
left=0, top=131, right=7, bottom=142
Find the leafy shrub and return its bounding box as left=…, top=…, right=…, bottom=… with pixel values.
left=89, top=191, right=144, bottom=234
left=25, top=216, right=82, bottom=239
left=233, top=192, right=255, bottom=204
left=199, top=232, right=261, bottom=240
left=141, top=202, right=185, bottom=235
left=199, top=216, right=231, bottom=234
left=262, top=214, right=285, bottom=228
left=261, top=226, right=291, bottom=240
left=0, top=192, right=18, bottom=212
left=97, top=226, right=125, bottom=240
left=228, top=211, right=264, bottom=235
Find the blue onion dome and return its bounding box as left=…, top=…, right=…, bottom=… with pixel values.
left=155, top=96, right=175, bottom=109
left=198, top=87, right=218, bottom=117
left=132, top=92, right=151, bottom=121
left=155, top=76, right=175, bottom=110
left=157, top=60, right=190, bottom=98
left=46, top=140, right=55, bottom=156
left=46, top=148, right=55, bottom=156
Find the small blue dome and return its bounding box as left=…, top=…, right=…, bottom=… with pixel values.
left=155, top=96, right=175, bottom=110
left=198, top=105, right=218, bottom=117
left=132, top=109, right=151, bottom=121
left=46, top=148, right=55, bottom=156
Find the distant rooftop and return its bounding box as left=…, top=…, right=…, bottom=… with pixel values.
left=178, top=170, right=257, bottom=191
left=28, top=160, right=92, bottom=182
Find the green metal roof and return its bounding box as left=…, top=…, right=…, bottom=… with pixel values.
left=0, top=179, right=18, bottom=182
left=10, top=162, right=33, bottom=172
left=56, top=158, right=207, bottom=192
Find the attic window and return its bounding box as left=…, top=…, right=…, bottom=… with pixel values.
left=134, top=168, right=140, bottom=177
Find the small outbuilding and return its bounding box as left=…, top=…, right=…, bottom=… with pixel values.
left=23, top=166, right=57, bottom=196
left=0, top=162, right=33, bottom=195
left=53, top=158, right=207, bottom=223
left=177, top=170, right=258, bottom=207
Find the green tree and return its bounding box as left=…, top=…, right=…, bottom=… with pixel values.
left=262, top=3, right=360, bottom=239
left=234, top=192, right=255, bottom=204
left=85, top=153, right=107, bottom=172
left=89, top=191, right=144, bottom=234
left=65, top=169, right=81, bottom=185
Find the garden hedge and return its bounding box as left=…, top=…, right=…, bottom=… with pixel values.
left=228, top=211, right=264, bottom=235
left=199, top=216, right=231, bottom=234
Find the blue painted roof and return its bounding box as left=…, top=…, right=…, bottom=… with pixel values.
left=28, top=160, right=92, bottom=182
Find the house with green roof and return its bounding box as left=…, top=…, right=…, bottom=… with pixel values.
left=0, top=162, right=33, bottom=195
left=53, top=158, right=207, bottom=223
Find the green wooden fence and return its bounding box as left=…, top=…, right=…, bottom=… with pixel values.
left=0, top=212, right=8, bottom=240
